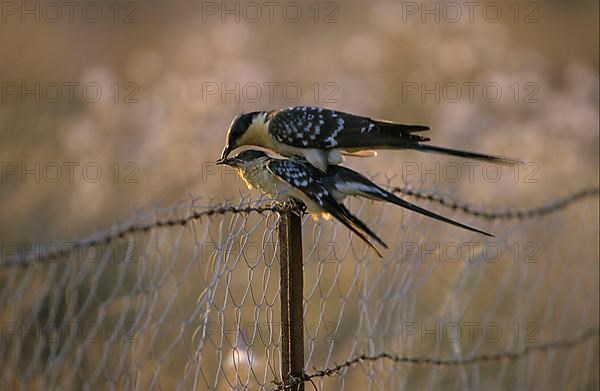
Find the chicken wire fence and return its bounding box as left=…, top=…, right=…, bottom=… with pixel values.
left=0, top=183, right=598, bottom=390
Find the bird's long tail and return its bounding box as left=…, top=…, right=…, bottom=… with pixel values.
left=349, top=125, right=520, bottom=165
left=359, top=186, right=494, bottom=237
left=369, top=121, right=520, bottom=165
left=411, top=144, right=521, bottom=166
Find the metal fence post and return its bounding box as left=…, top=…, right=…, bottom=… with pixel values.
left=279, top=206, right=305, bottom=391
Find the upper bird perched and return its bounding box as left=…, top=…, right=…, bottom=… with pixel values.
left=221, top=106, right=520, bottom=172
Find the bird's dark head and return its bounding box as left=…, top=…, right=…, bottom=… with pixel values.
left=221, top=111, right=267, bottom=159
left=216, top=149, right=269, bottom=168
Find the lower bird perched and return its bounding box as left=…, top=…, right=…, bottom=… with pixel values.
left=216, top=150, right=493, bottom=258
left=217, top=150, right=387, bottom=257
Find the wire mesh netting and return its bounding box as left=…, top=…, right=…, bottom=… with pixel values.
left=0, top=182, right=598, bottom=390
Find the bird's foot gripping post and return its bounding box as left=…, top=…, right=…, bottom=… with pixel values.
left=278, top=201, right=305, bottom=391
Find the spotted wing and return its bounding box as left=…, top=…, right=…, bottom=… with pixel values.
left=266, top=106, right=429, bottom=149
left=266, top=158, right=329, bottom=205
left=266, top=158, right=387, bottom=256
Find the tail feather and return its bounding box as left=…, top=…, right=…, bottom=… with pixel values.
left=409, top=144, right=521, bottom=166
left=376, top=122, right=431, bottom=142
left=377, top=122, right=430, bottom=133
left=328, top=163, right=494, bottom=237
left=363, top=187, right=493, bottom=237
left=338, top=203, right=389, bottom=249
left=323, top=199, right=387, bottom=257
left=361, top=123, right=521, bottom=165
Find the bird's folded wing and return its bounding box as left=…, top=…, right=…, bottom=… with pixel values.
left=267, top=106, right=429, bottom=149
left=266, top=159, right=387, bottom=257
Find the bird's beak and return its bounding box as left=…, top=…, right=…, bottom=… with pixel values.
left=216, top=157, right=236, bottom=167
left=220, top=145, right=232, bottom=160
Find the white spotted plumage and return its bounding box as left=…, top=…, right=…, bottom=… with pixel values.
left=222, top=106, right=518, bottom=173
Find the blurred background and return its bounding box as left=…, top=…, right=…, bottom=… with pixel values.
left=0, top=0, right=597, bottom=242
left=0, top=0, right=598, bottom=389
